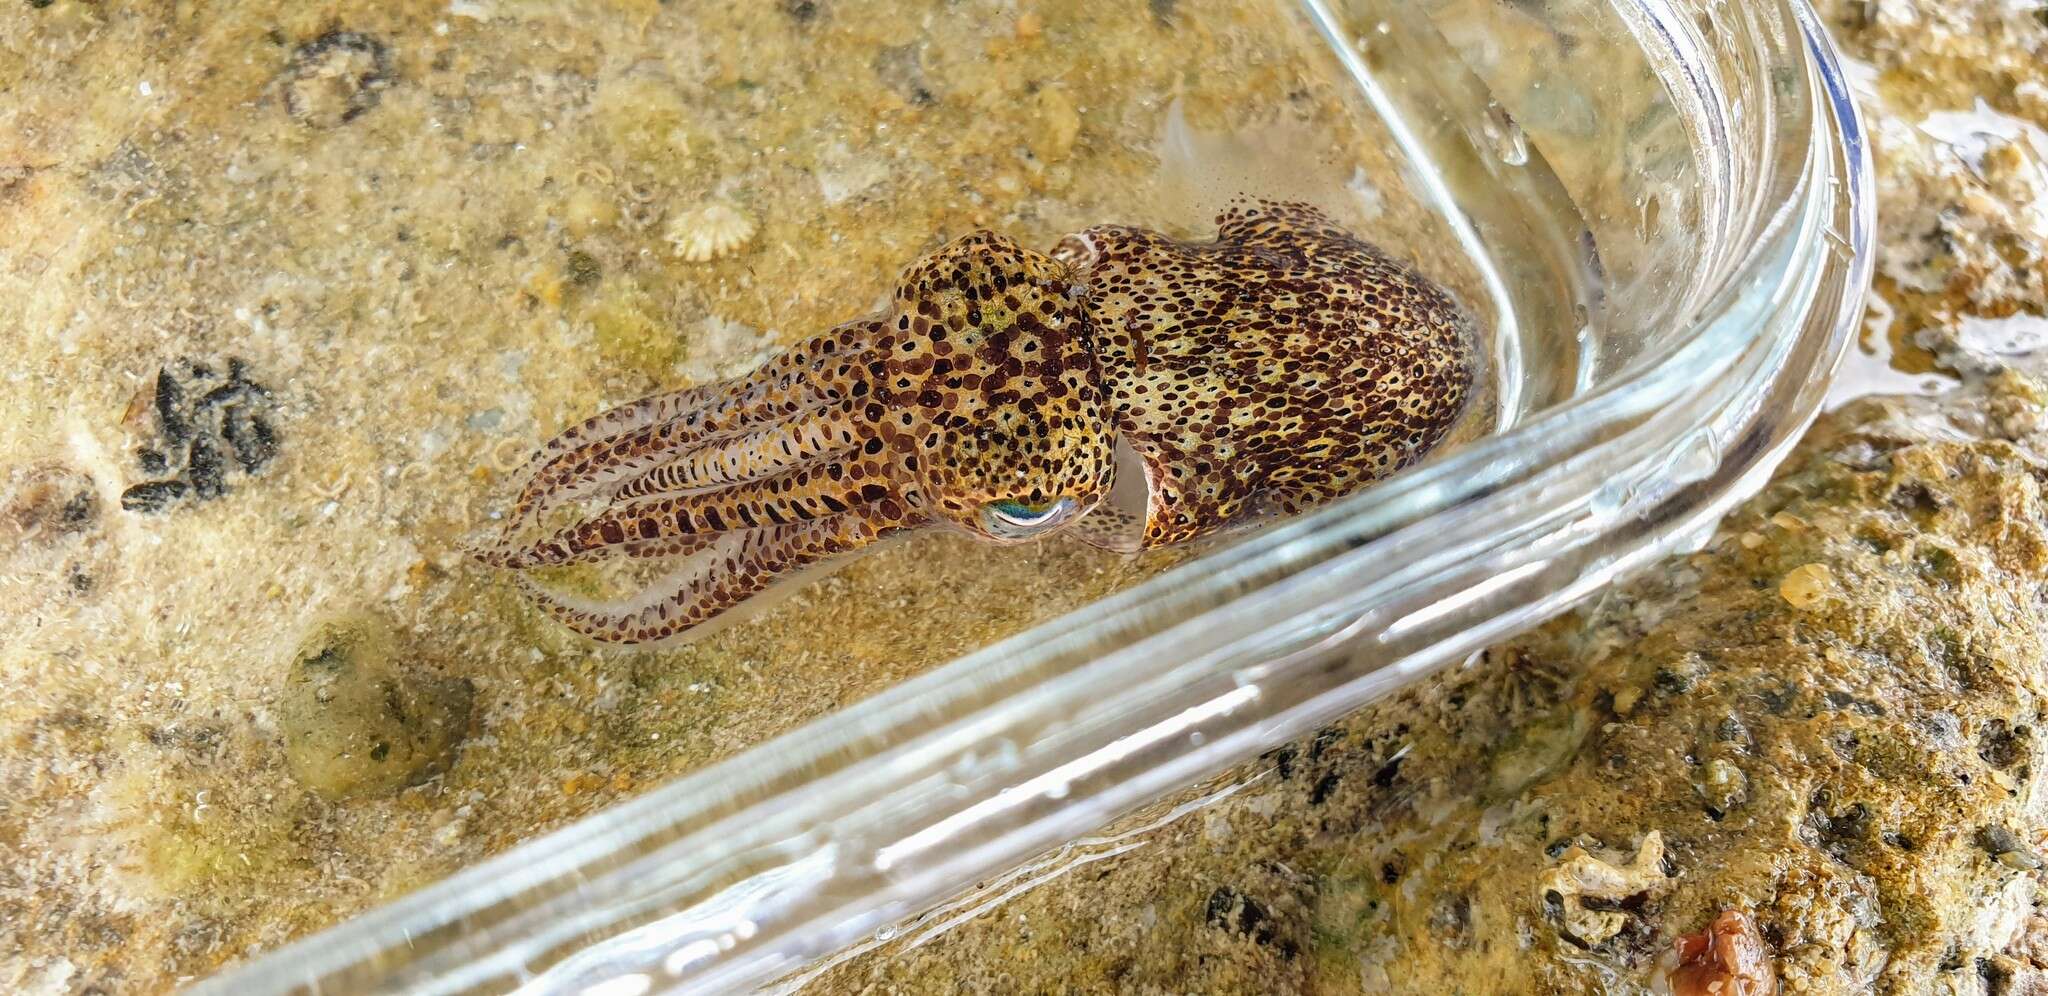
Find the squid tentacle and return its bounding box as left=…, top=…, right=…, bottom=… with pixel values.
left=491, top=531, right=725, bottom=571
left=502, top=374, right=826, bottom=531
left=485, top=454, right=902, bottom=570
left=513, top=512, right=887, bottom=645
left=606, top=399, right=867, bottom=503
left=490, top=393, right=847, bottom=552
left=498, top=318, right=885, bottom=533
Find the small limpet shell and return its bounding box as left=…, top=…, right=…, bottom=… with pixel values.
left=665, top=202, right=756, bottom=262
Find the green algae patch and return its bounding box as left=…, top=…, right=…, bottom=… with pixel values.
left=594, top=76, right=702, bottom=168
left=588, top=286, right=683, bottom=379
left=136, top=800, right=304, bottom=899
left=278, top=613, right=474, bottom=800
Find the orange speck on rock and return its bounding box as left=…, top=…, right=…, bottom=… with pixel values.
left=1779, top=563, right=1833, bottom=608
left=1769, top=511, right=1806, bottom=531
left=1669, top=910, right=1777, bottom=996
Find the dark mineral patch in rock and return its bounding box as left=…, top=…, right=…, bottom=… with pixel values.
left=565, top=249, right=604, bottom=288
left=1804, top=791, right=1874, bottom=865
left=221, top=405, right=278, bottom=472
left=1975, top=825, right=2042, bottom=870
left=872, top=44, right=936, bottom=106
left=121, top=358, right=278, bottom=514
left=1265, top=743, right=1297, bottom=780
left=186, top=435, right=227, bottom=500
left=283, top=31, right=394, bottom=128
left=1203, top=886, right=1277, bottom=946
left=1309, top=771, right=1341, bottom=806
left=1978, top=718, right=2028, bottom=769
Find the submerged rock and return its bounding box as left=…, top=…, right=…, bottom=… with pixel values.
left=278, top=614, right=472, bottom=800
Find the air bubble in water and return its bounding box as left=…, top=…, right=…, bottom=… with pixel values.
left=1483, top=102, right=1529, bottom=166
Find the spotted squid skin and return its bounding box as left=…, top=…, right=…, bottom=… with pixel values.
left=477, top=200, right=1472, bottom=645
left=1058, top=200, right=1472, bottom=549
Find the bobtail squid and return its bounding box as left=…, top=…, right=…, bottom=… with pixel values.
left=474, top=200, right=1473, bottom=645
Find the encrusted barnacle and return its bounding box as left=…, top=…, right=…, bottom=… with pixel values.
left=3, top=463, right=98, bottom=542
left=475, top=200, right=1472, bottom=646
left=282, top=31, right=394, bottom=128
left=121, top=358, right=279, bottom=513
left=1536, top=830, right=1670, bottom=947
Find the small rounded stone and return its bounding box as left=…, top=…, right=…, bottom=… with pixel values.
left=277, top=613, right=473, bottom=800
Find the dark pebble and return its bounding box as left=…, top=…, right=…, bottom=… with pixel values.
left=121, top=480, right=190, bottom=513
left=154, top=369, right=192, bottom=449
left=223, top=407, right=279, bottom=472
left=186, top=436, right=226, bottom=499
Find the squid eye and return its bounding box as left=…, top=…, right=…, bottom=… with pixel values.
left=980, top=496, right=1079, bottom=539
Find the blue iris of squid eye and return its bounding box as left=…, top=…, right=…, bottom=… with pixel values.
left=981, top=496, right=1079, bottom=538
left=990, top=499, right=1055, bottom=521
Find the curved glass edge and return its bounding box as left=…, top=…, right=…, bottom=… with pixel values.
left=187, top=2, right=1873, bottom=993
